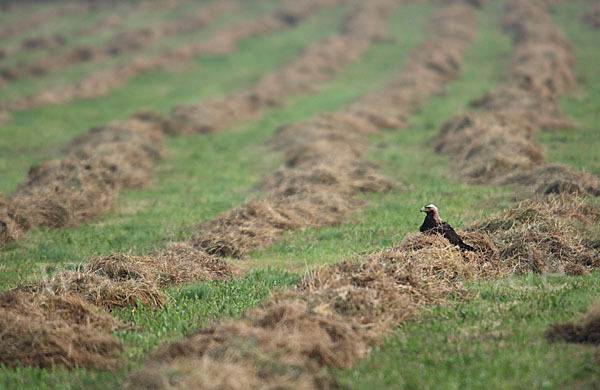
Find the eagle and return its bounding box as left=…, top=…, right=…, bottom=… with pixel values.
left=419, top=204, right=475, bottom=251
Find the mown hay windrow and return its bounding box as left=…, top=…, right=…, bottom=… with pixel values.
left=0, top=242, right=235, bottom=370
left=2, top=0, right=344, bottom=111
left=435, top=113, right=545, bottom=183
left=0, top=2, right=235, bottom=84
left=0, top=193, right=30, bottom=245
left=547, top=300, right=600, bottom=344
left=497, top=165, right=600, bottom=197
left=0, top=289, right=123, bottom=370
left=472, top=195, right=600, bottom=275
left=2, top=112, right=171, bottom=247
left=470, top=86, right=574, bottom=130
left=24, top=243, right=235, bottom=309
left=436, top=0, right=600, bottom=194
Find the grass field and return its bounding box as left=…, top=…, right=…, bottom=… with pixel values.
left=0, top=0, right=599, bottom=389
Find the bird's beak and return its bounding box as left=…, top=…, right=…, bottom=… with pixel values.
left=420, top=207, right=425, bottom=213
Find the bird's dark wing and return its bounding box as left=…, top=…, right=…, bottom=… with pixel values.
left=440, top=222, right=475, bottom=251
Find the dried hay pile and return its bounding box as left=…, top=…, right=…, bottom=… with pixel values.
left=435, top=113, right=544, bottom=183
left=193, top=4, right=474, bottom=259
left=547, top=300, right=600, bottom=344
left=124, top=222, right=488, bottom=387
left=345, top=2, right=474, bottom=129
left=24, top=243, right=235, bottom=309
left=0, top=113, right=169, bottom=247
left=21, top=33, right=65, bottom=50
left=472, top=195, right=600, bottom=275
left=0, top=289, right=123, bottom=369
left=0, top=193, right=30, bottom=245
left=0, top=243, right=235, bottom=370
left=436, top=0, right=600, bottom=195
left=125, top=236, right=476, bottom=389
left=498, top=165, right=600, bottom=197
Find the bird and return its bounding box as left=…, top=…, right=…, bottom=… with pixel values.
left=419, top=204, right=475, bottom=251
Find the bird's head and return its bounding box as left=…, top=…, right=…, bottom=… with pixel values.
left=420, top=203, right=439, bottom=215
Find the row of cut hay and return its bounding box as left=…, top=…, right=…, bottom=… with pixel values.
left=167, top=0, right=405, bottom=135
left=1, top=0, right=344, bottom=111
left=435, top=0, right=600, bottom=196
left=0, top=242, right=235, bottom=369
left=126, top=193, right=600, bottom=389
left=584, top=0, right=600, bottom=29
left=0, top=0, right=374, bottom=247
left=0, top=0, right=196, bottom=55
left=191, top=2, right=476, bottom=259
left=0, top=1, right=95, bottom=41
left=0, top=289, right=123, bottom=370
left=0, top=1, right=235, bottom=83
left=0, top=113, right=169, bottom=247
left=20, top=242, right=236, bottom=309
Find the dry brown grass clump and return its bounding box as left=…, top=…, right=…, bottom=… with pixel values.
left=0, top=243, right=234, bottom=370
left=194, top=190, right=365, bottom=258
left=24, top=243, right=235, bottom=309
left=1, top=112, right=171, bottom=247
left=435, top=0, right=600, bottom=193
left=472, top=195, right=600, bottom=274
left=345, top=2, right=474, bottom=129
left=546, top=300, right=600, bottom=344
left=125, top=296, right=362, bottom=390
left=0, top=289, right=123, bottom=369
left=435, top=113, right=544, bottom=182
left=0, top=2, right=234, bottom=84
left=497, top=165, right=600, bottom=197
left=470, top=86, right=574, bottom=130
left=10, top=157, right=116, bottom=228
left=0, top=193, right=30, bottom=245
